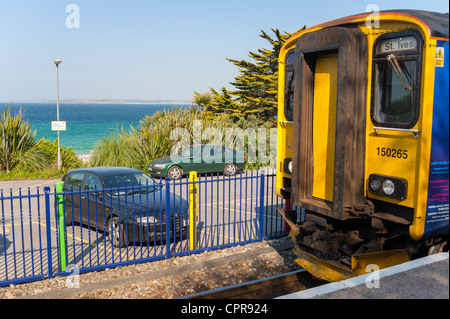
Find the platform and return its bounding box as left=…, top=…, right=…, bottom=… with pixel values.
left=277, top=252, right=449, bottom=299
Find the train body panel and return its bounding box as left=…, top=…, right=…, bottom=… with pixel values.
left=276, top=10, right=449, bottom=281
left=422, top=39, right=449, bottom=239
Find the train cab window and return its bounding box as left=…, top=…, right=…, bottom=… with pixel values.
left=285, top=49, right=295, bottom=121
left=371, top=31, right=423, bottom=128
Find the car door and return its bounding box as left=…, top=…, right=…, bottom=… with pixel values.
left=209, top=146, right=226, bottom=173
left=82, top=173, right=104, bottom=228
left=181, top=145, right=205, bottom=174
left=195, top=145, right=222, bottom=174
left=63, top=172, right=86, bottom=224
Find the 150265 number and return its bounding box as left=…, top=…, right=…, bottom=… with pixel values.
left=376, top=147, right=408, bottom=159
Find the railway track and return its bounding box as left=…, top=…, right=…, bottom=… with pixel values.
left=181, top=269, right=325, bottom=299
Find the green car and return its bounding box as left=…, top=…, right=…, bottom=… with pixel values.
left=148, top=145, right=246, bottom=179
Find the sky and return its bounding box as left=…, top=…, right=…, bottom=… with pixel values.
left=0, top=0, right=448, bottom=102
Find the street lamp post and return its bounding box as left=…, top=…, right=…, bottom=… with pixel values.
left=54, top=59, right=62, bottom=171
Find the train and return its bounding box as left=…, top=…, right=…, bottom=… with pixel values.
left=276, top=10, right=449, bottom=282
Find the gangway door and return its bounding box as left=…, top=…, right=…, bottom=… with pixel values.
left=292, top=27, right=370, bottom=220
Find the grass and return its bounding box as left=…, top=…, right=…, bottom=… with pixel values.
left=0, top=169, right=64, bottom=180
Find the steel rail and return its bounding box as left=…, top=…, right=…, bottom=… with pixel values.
left=179, top=269, right=307, bottom=299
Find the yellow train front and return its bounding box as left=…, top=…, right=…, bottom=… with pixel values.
left=276, top=10, right=449, bottom=282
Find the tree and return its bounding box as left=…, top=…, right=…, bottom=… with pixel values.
left=225, top=28, right=305, bottom=122
left=192, top=91, right=212, bottom=113
left=194, top=27, right=306, bottom=123
left=207, top=87, right=258, bottom=118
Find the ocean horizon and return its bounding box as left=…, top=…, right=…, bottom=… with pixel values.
left=0, top=102, right=191, bottom=155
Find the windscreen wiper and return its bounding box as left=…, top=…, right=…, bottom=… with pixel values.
left=386, top=54, right=413, bottom=92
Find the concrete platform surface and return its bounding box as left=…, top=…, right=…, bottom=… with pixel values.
left=278, top=252, right=449, bottom=299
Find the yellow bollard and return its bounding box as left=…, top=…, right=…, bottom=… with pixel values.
left=189, top=171, right=198, bottom=250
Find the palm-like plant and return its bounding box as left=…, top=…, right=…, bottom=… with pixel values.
left=0, top=106, right=38, bottom=173
left=193, top=91, right=212, bottom=113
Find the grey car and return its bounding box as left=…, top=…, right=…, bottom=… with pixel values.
left=62, top=167, right=188, bottom=247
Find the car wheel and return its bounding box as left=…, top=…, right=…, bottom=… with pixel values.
left=167, top=166, right=183, bottom=180
left=106, top=216, right=126, bottom=248
left=224, top=163, right=237, bottom=176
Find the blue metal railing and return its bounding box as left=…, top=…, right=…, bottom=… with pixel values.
left=1, top=171, right=299, bottom=287
left=1, top=187, right=48, bottom=286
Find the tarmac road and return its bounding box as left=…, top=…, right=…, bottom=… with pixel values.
left=0, top=179, right=61, bottom=194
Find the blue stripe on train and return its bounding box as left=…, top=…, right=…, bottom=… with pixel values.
left=423, top=40, right=449, bottom=239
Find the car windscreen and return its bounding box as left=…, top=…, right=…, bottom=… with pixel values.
left=102, top=173, right=159, bottom=196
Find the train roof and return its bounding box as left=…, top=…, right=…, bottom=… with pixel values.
left=315, top=10, right=449, bottom=39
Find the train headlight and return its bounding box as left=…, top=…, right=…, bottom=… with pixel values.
left=368, top=174, right=408, bottom=200
left=369, top=177, right=381, bottom=192
left=284, top=158, right=293, bottom=175
left=382, top=180, right=395, bottom=195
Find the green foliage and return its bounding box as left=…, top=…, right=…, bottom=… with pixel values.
left=0, top=107, right=82, bottom=180
left=38, top=138, right=81, bottom=171
left=208, top=87, right=259, bottom=119
left=90, top=106, right=277, bottom=171
left=0, top=106, right=38, bottom=173
left=14, top=138, right=82, bottom=175
left=192, top=91, right=212, bottom=113
left=91, top=106, right=205, bottom=171
left=90, top=131, right=137, bottom=168
left=226, top=28, right=305, bottom=122
left=195, top=27, right=306, bottom=123
left=0, top=167, right=64, bottom=180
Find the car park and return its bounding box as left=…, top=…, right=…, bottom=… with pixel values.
left=148, top=144, right=246, bottom=179
left=62, top=167, right=188, bottom=247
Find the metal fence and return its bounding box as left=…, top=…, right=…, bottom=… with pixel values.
left=1, top=171, right=301, bottom=287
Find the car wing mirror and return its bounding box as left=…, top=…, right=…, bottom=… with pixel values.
left=90, top=192, right=103, bottom=202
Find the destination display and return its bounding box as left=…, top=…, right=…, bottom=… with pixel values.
left=377, top=36, right=417, bottom=53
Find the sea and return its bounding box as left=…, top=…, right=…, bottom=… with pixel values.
left=0, top=102, right=190, bottom=155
